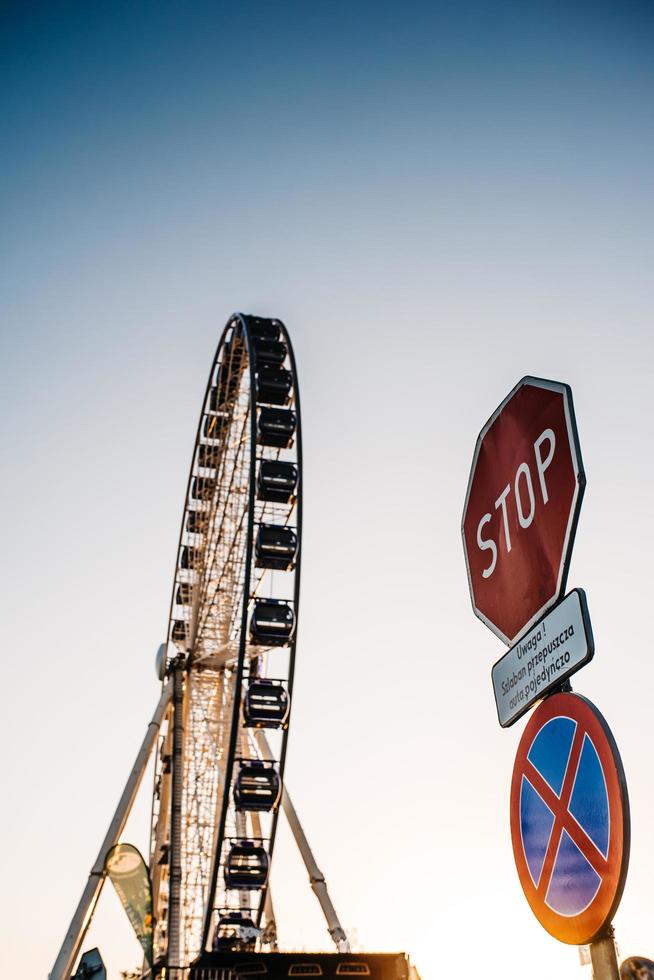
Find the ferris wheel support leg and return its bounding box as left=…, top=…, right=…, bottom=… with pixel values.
left=49, top=682, right=173, bottom=980
left=254, top=731, right=350, bottom=954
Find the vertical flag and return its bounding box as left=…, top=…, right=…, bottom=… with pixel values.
left=105, top=843, right=154, bottom=965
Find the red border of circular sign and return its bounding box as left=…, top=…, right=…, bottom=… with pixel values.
left=510, top=692, right=630, bottom=944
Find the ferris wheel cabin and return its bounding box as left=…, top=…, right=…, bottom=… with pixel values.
left=224, top=840, right=270, bottom=890
left=211, top=911, right=259, bottom=953
left=233, top=760, right=281, bottom=812
left=249, top=598, right=296, bottom=646
left=257, top=407, right=297, bottom=448
left=257, top=460, right=298, bottom=503
left=243, top=679, right=290, bottom=729
left=255, top=524, right=298, bottom=570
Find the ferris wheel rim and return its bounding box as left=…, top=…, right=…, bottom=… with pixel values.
left=201, top=312, right=303, bottom=947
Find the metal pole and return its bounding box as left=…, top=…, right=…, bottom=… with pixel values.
left=50, top=683, right=173, bottom=980
left=590, top=927, right=620, bottom=980
left=254, top=731, right=350, bottom=953
left=167, top=659, right=185, bottom=977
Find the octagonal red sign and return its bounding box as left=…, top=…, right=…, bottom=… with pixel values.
left=462, top=377, right=585, bottom=644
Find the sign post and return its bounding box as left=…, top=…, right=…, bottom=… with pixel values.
left=591, top=932, right=621, bottom=980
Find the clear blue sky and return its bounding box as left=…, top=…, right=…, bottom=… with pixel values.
left=1, top=3, right=653, bottom=977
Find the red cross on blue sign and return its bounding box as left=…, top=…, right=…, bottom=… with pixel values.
left=510, top=692, right=629, bottom=944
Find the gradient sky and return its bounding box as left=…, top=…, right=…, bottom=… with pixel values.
left=2, top=2, right=654, bottom=978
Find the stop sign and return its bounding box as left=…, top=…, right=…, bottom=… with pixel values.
left=462, top=376, right=585, bottom=644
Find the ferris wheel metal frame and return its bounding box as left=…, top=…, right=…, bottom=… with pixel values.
left=150, top=311, right=305, bottom=969
left=50, top=313, right=349, bottom=980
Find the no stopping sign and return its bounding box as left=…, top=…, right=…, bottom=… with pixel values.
left=510, top=692, right=629, bottom=944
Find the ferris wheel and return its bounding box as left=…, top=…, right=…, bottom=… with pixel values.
left=50, top=313, right=352, bottom=980
left=150, top=312, right=304, bottom=968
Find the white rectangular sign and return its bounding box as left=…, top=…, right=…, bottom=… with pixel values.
left=491, top=589, right=594, bottom=728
